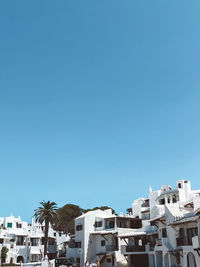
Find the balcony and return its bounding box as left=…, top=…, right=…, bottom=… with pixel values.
left=105, top=223, right=115, bottom=230
left=106, top=245, right=118, bottom=251
left=16, top=242, right=25, bottom=246
left=121, top=245, right=145, bottom=254
left=176, top=237, right=185, bottom=247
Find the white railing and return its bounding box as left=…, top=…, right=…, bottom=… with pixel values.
left=21, top=259, right=55, bottom=267
left=21, top=262, right=42, bottom=267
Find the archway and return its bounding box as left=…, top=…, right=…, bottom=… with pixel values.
left=187, top=252, right=196, bottom=267
left=17, top=256, right=24, bottom=263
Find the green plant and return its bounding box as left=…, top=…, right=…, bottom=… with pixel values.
left=1, top=246, right=9, bottom=264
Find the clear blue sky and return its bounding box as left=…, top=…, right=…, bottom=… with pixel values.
left=1, top=0, right=200, bottom=221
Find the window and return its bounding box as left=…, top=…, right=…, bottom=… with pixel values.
left=95, top=221, right=102, bottom=228
left=119, top=221, right=125, bottom=228
left=178, top=183, right=182, bottom=189
left=75, top=242, right=81, bottom=248
left=107, top=259, right=111, bottom=263
left=101, top=240, right=105, bottom=246
left=30, top=238, right=39, bottom=246
left=7, top=223, right=12, bottom=228
left=76, top=258, right=80, bottom=264
left=159, top=199, right=165, bottom=205
left=76, top=225, right=83, bottom=231
left=31, top=255, right=39, bottom=262
left=54, top=233, right=56, bottom=237
left=59, top=232, right=62, bottom=237
left=162, top=228, right=167, bottom=238
left=16, top=223, right=22, bottom=228
left=48, top=238, right=56, bottom=245
left=16, top=236, right=24, bottom=246
left=105, top=221, right=115, bottom=229
left=0, top=239, right=3, bottom=244
left=172, top=196, right=177, bottom=203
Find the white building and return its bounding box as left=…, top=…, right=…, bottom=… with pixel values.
left=0, top=214, right=69, bottom=264
left=66, top=209, right=144, bottom=267
left=120, top=179, right=200, bottom=267
left=67, top=179, right=200, bottom=267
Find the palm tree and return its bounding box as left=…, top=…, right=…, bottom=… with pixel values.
left=34, top=200, right=58, bottom=258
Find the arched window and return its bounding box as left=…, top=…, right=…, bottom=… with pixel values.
left=17, top=256, right=24, bottom=263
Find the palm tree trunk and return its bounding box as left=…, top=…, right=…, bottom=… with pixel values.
left=44, top=220, right=49, bottom=258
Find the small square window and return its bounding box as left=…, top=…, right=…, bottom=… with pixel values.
left=16, top=223, right=22, bottom=228
left=76, top=225, right=83, bottom=231
left=101, top=240, right=105, bottom=246
left=107, top=259, right=111, bottom=263
left=7, top=223, right=12, bottom=228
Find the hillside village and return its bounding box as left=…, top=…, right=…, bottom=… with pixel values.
left=1, top=179, right=200, bottom=267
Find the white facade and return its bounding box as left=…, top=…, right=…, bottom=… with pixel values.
left=0, top=214, right=69, bottom=264
left=121, top=179, right=200, bottom=267
left=66, top=209, right=144, bottom=267
left=67, top=179, right=200, bottom=267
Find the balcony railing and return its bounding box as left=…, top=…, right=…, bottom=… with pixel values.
left=16, top=242, right=24, bottom=246
left=106, top=245, right=118, bottom=251
left=126, top=245, right=145, bottom=252
left=176, top=237, right=185, bottom=247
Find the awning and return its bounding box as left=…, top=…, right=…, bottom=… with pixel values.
left=168, top=248, right=183, bottom=252
left=149, top=215, right=165, bottom=223
left=118, top=232, right=146, bottom=238
left=146, top=232, right=158, bottom=236
left=169, top=215, right=199, bottom=226
left=91, top=230, right=117, bottom=236
left=96, top=252, right=114, bottom=256
left=30, top=247, right=42, bottom=255
left=149, top=215, right=165, bottom=225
